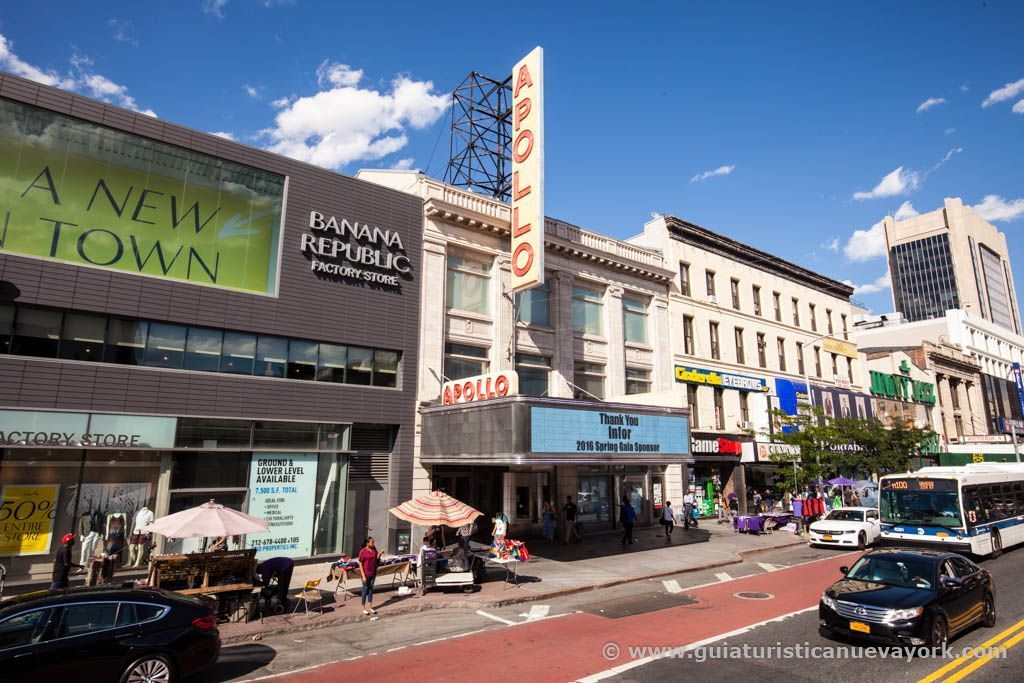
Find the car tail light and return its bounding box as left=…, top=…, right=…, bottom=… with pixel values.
left=192, top=615, right=217, bottom=631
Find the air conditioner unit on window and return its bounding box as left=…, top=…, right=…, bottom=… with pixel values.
left=707, top=295, right=718, bottom=305
left=740, top=421, right=754, bottom=430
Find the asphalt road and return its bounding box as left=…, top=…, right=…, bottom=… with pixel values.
left=197, top=543, right=1024, bottom=683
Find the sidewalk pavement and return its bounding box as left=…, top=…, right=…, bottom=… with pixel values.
left=219, top=520, right=805, bottom=644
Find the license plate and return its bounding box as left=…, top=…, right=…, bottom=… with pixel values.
left=850, top=621, right=870, bottom=634
left=823, top=535, right=834, bottom=541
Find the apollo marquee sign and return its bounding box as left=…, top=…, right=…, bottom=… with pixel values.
left=300, top=210, right=412, bottom=287
left=510, top=47, right=545, bottom=293
left=441, top=371, right=519, bottom=406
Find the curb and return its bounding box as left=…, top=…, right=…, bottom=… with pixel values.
left=220, top=536, right=806, bottom=644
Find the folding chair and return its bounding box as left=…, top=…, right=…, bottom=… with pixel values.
left=292, top=579, right=323, bottom=616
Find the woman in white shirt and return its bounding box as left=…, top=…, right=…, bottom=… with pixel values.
left=491, top=512, right=507, bottom=543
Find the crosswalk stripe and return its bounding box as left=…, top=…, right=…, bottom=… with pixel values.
left=715, top=572, right=733, bottom=582
left=758, top=562, right=782, bottom=572
left=662, top=579, right=684, bottom=594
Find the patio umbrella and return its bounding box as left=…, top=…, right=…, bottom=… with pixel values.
left=141, top=499, right=269, bottom=539
left=826, top=477, right=857, bottom=487
left=389, top=490, right=483, bottom=528
left=854, top=480, right=878, bottom=490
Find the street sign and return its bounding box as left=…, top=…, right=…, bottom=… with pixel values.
left=1012, top=363, right=1024, bottom=421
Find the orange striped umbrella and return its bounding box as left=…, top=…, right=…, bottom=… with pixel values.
left=389, top=491, right=483, bottom=527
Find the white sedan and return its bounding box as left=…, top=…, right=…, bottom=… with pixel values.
left=808, top=507, right=881, bottom=550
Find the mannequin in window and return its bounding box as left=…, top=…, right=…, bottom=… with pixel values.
left=129, top=505, right=155, bottom=568
left=104, top=512, right=127, bottom=565
left=78, top=512, right=99, bottom=568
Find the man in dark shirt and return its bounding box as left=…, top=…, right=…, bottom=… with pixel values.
left=51, top=533, right=83, bottom=590
left=563, top=496, right=581, bottom=544
left=257, top=556, right=295, bottom=609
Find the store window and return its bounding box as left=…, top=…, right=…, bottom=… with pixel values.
left=144, top=323, right=187, bottom=369
left=753, top=286, right=762, bottom=316
left=572, top=286, right=603, bottom=336
left=777, top=337, right=787, bottom=371
left=515, top=353, right=551, bottom=396
left=625, top=368, right=652, bottom=395
left=683, top=316, right=695, bottom=355
left=573, top=362, right=605, bottom=400
left=444, top=343, right=489, bottom=381
left=710, top=322, right=720, bottom=360
left=622, top=296, right=648, bottom=344
left=792, top=298, right=800, bottom=327
left=830, top=353, right=838, bottom=378
left=346, top=347, right=374, bottom=385
left=757, top=333, right=766, bottom=368
left=288, top=340, right=319, bottom=381
left=731, top=279, right=741, bottom=309
left=515, top=279, right=550, bottom=327
left=773, top=292, right=782, bottom=322
left=797, top=342, right=805, bottom=375
left=810, top=303, right=817, bottom=332
left=11, top=308, right=61, bottom=358
left=706, top=270, right=716, bottom=297
left=734, top=327, right=745, bottom=364
left=740, top=392, right=750, bottom=423
left=373, top=350, right=399, bottom=388
left=577, top=474, right=611, bottom=523
left=252, top=421, right=320, bottom=450
left=220, top=331, right=256, bottom=375
left=59, top=313, right=106, bottom=361
left=826, top=309, right=834, bottom=335
left=714, top=388, right=725, bottom=429
left=184, top=327, right=223, bottom=372
left=446, top=254, right=491, bottom=315
left=680, top=262, right=691, bottom=296
left=175, top=418, right=254, bottom=449
left=255, top=336, right=287, bottom=378
left=317, top=344, right=347, bottom=383
left=814, top=347, right=822, bottom=377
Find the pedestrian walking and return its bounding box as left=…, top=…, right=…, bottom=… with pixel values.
left=357, top=536, right=380, bottom=616
left=765, top=489, right=775, bottom=512
left=619, top=495, right=636, bottom=546
left=491, top=511, right=507, bottom=543
left=717, top=493, right=729, bottom=524
left=50, top=533, right=82, bottom=591
left=683, top=487, right=698, bottom=529
left=783, top=490, right=793, bottom=512
left=563, top=496, right=581, bottom=544
left=752, top=490, right=762, bottom=514
left=457, top=520, right=475, bottom=552
left=541, top=500, right=556, bottom=541
left=662, top=501, right=675, bottom=541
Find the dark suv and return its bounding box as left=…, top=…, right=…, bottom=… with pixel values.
left=819, top=548, right=996, bottom=648
left=0, top=586, right=220, bottom=683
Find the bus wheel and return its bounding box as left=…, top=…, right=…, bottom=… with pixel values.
left=991, top=529, right=1003, bottom=559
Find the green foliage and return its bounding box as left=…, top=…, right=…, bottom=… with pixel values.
left=766, top=405, right=936, bottom=491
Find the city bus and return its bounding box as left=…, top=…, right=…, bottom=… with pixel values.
left=878, top=463, right=1024, bottom=557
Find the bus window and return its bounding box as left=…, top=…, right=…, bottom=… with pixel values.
left=963, top=487, right=982, bottom=528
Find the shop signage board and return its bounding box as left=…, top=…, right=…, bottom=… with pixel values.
left=823, top=337, right=858, bottom=359
left=441, top=371, right=519, bottom=405
left=756, top=441, right=801, bottom=462
left=674, top=365, right=768, bottom=392
left=246, top=453, right=318, bottom=560
left=0, top=410, right=176, bottom=448
left=300, top=210, right=412, bottom=288
left=1012, top=363, right=1024, bottom=419
left=530, top=406, right=689, bottom=455
left=0, top=100, right=284, bottom=294
left=510, top=46, right=545, bottom=293
left=959, top=435, right=1010, bottom=444
left=999, top=417, right=1024, bottom=435
left=868, top=370, right=935, bottom=405
left=0, top=484, right=60, bottom=556
left=691, top=437, right=742, bottom=455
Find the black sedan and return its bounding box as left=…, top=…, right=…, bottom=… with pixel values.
left=0, top=586, right=220, bottom=683
left=819, top=548, right=996, bottom=649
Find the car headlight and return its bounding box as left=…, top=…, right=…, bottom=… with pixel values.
left=821, top=593, right=838, bottom=611
left=886, top=607, right=924, bottom=621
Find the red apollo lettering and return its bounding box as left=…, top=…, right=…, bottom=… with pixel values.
left=452, top=383, right=462, bottom=401
left=512, top=171, right=531, bottom=200
left=514, top=64, right=534, bottom=97
left=495, top=375, right=510, bottom=396
left=512, top=242, right=534, bottom=277
left=463, top=382, right=475, bottom=401
left=514, top=98, right=532, bottom=131
left=513, top=130, right=534, bottom=163
left=442, top=386, right=454, bottom=405
left=512, top=207, right=532, bottom=237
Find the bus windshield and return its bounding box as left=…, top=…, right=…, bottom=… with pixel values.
left=880, top=479, right=963, bottom=529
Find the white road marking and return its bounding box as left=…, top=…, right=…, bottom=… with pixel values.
left=476, top=609, right=517, bottom=625
left=577, top=605, right=818, bottom=682
left=519, top=604, right=550, bottom=620
left=662, top=579, right=684, bottom=594
left=758, top=562, right=782, bottom=572
left=714, top=572, right=733, bottom=582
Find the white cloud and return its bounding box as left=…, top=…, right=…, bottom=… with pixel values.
left=391, top=158, right=415, bottom=170
left=945, top=127, right=956, bottom=135
left=202, top=0, right=229, bottom=18
left=852, top=167, right=920, bottom=200
left=0, top=35, right=155, bottom=116
left=261, top=67, right=449, bottom=169
left=843, top=219, right=887, bottom=261
left=270, top=96, right=293, bottom=109
left=108, top=19, right=138, bottom=46
left=691, top=164, right=735, bottom=183
left=844, top=272, right=892, bottom=296
left=1014, top=100, right=1024, bottom=114
left=894, top=201, right=919, bottom=220
left=982, top=77, right=1024, bottom=107
left=243, top=84, right=260, bottom=99
left=210, top=131, right=236, bottom=141
left=972, top=195, right=1024, bottom=222
left=960, top=84, right=969, bottom=92
left=820, top=237, right=839, bottom=252
left=316, top=61, right=362, bottom=88
left=916, top=97, right=945, bottom=113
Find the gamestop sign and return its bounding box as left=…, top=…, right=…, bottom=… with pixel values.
left=442, top=371, right=519, bottom=406
left=510, top=47, right=544, bottom=293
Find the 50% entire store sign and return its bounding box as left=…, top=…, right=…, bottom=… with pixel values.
left=0, top=484, right=60, bottom=556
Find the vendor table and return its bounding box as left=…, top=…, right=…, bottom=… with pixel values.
left=475, top=554, right=522, bottom=588
left=331, top=560, right=411, bottom=600
left=733, top=515, right=765, bottom=533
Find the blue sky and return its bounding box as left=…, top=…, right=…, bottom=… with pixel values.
left=1, top=1, right=1022, bottom=313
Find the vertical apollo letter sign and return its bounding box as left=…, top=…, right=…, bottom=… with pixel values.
left=511, top=47, right=544, bottom=292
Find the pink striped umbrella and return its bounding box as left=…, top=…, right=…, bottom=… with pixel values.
left=141, top=499, right=269, bottom=538
left=389, top=491, right=483, bottom=527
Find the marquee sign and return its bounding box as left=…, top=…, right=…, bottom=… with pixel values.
left=674, top=365, right=768, bottom=392
left=441, top=371, right=519, bottom=405
left=510, top=46, right=545, bottom=293
left=692, top=436, right=742, bottom=456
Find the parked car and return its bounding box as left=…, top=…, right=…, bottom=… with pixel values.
left=0, top=586, right=220, bottom=683
left=809, top=506, right=881, bottom=550
left=819, top=548, right=996, bottom=648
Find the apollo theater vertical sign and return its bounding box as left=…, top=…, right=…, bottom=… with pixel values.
left=511, top=47, right=544, bottom=292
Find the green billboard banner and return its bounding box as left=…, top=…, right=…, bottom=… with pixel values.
left=0, top=99, right=283, bottom=294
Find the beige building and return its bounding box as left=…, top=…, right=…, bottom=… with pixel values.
left=356, top=170, right=686, bottom=538
left=886, top=197, right=1021, bottom=334
left=630, top=215, right=869, bottom=508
